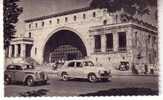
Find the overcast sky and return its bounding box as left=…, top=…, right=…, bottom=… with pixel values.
left=16, top=0, right=157, bottom=36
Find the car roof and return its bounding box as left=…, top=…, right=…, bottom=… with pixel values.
left=7, top=63, right=31, bottom=66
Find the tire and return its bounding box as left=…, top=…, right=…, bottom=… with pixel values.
left=88, top=74, right=97, bottom=83
left=61, top=72, right=69, bottom=81
left=5, top=76, right=11, bottom=85
left=26, top=76, right=34, bottom=86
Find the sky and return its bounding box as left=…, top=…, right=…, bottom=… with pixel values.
left=16, top=0, right=92, bottom=35
left=15, top=0, right=157, bottom=36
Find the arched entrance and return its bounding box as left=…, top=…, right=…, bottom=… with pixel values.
left=43, top=30, right=87, bottom=63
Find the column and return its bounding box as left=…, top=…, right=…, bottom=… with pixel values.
left=14, top=44, right=18, bottom=57
left=8, top=45, right=12, bottom=58
left=113, top=32, right=118, bottom=51
left=101, top=34, right=106, bottom=52
left=20, top=44, right=26, bottom=58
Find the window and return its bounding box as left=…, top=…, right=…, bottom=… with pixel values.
left=93, top=12, right=96, bottom=17
left=74, top=15, right=77, bottom=21
left=42, top=22, right=45, bottom=27
left=103, top=20, right=107, bottom=25
left=35, top=48, right=37, bottom=55
left=11, top=45, right=14, bottom=57
left=83, top=14, right=86, bottom=19
left=29, top=24, right=31, bottom=29
left=18, top=44, right=21, bottom=57
left=118, top=32, right=127, bottom=51
left=35, top=23, right=37, bottom=28
left=49, top=20, right=52, bottom=24
left=76, top=62, right=82, bottom=68
left=106, top=33, right=113, bottom=51
left=29, top=32, right=31, bottom=38
left=68, top=62, right=75, bottom=67
left=7, top=65, right=15, bottom=70
left=94, top=35, right=101, bottom=52
left=57, top=19, right=60, bottom=24
left=65, top=17, right=68, bottom=22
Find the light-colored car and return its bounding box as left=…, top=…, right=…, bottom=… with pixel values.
left=5, top=63, right=48, bottom=86
left=57, top=60, right=111, bottom=82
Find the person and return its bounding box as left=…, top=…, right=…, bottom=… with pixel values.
left=144, top=64, right=148, bottom=74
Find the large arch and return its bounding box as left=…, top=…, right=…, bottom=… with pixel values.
left=43, top=28, right=87, bottom=63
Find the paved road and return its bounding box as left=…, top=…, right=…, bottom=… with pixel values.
left=5, top=75, right=158, bottom=96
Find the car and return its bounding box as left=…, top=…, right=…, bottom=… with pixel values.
left=57, top=60, right=111, bottom=83
left=4, top=63, right=48, bottom=86
left=118, top=61, right=129, bottom=71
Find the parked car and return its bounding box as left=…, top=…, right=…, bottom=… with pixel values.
left=4, top=63, right=48, bottom=86
left=57, top=60, right=111, bottom=82
left=118, top=61, right=129, bottom=71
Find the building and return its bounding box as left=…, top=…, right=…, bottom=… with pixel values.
left=5, top=6, right=158, bottom=69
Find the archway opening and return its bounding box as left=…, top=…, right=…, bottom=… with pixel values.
left=43, top=30, right=87, bottom=63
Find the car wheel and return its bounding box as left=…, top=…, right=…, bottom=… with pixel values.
left=88, top=74, right=97, bottom=83
left=61, top=73, right=69, bottom=81
left=26, top=77, right=34, bottom=86
left=5, top=76, right=11, bottom=85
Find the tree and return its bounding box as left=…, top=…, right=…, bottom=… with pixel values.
left=4, top=0, right=23, bottom=49
left=90, top=0, right=157, bottom=16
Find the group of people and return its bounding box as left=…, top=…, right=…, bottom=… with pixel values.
left=132, top=63, right=157, bottom=75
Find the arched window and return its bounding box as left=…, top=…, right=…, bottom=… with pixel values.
left=83, top=14, right=86, bottom=19
left=93, top=12, right=96, bottom=17
left=42, top=21, right=44, bottom=27
left=57, top=19, right=60, bottom=24
left=74, top=15, right=77, bottom=21
left=35, top=23, right=37, bottom=28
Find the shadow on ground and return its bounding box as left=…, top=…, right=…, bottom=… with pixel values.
left=79, top=88, right=158, bottom=96
left=19, top=89, right=49, bottom=97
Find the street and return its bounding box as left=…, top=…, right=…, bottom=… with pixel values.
left=5, top=74, right=158, bottom=96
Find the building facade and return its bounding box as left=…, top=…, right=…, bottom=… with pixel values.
left=6, top=7, right=158, bottom=69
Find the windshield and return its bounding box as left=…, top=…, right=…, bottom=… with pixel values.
left=83, top=61, right=94, bottom=66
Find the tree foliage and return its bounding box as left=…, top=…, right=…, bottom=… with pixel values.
left=90, top=0, right=157, bottom=16
left=4, top=0, right=23, bottom=48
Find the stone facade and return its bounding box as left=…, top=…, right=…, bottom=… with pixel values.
left=6, top=7, right=158, bottom=70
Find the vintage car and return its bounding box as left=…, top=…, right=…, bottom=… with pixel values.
left=4, top=63, right=48, bottom=86
left=118, top=61, right=129, bottom=71
left=57, top=60, right=111, bottom=82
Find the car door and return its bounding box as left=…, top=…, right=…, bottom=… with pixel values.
left=14, top=65, right=26, bottom=82
left=75, top=62, right=84, bottom=78
left=66, top=61, right=76, bottom=77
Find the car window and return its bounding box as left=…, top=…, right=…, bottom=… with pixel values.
left=7, top=65, right=15, bottom=70
left=83, top=61, right=94, bottom=66
left=15, top=65, right=23, bottom=70
left=68, top=62, right=75, bottom=67
left=76, top=62, right=82, bottom=68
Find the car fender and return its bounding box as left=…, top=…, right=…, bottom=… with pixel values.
left=23, top=74, right=35, bottom=83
